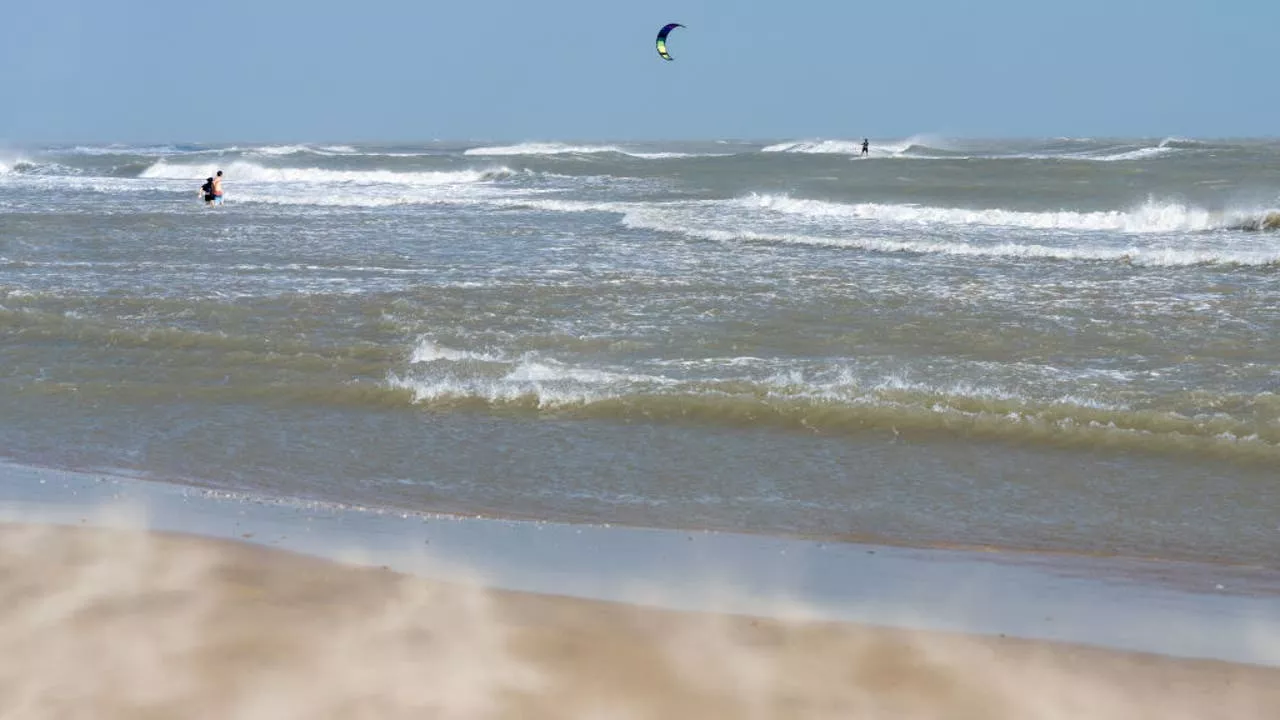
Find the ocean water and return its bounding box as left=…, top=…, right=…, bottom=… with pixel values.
left=2, top=136, right=1278, bottom=567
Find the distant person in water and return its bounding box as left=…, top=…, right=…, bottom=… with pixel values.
left=211, top=170, right=224, bottom=206
left=861, top=139, right=870, bottom=156
left=200, top=177, right=215, bottom=205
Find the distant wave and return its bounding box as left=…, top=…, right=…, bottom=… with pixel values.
left=1077, top=146, right=1174, bottom=162
left=0, top=156, right=26, bottom=174
left=1010, top=142, right=1179, bottom=162
left=463, top=142, right=703, bottom=159
left=761, top=137, right=1184, bottom=162
left=762, top=140, right=865, bottom=155
left=59, top=144, right=233, bottom=157
left=1157, top=136, right=1211, bottom=150
left=60, top=143, right=359, bottom=158
left=1230, top=212, right=1280, bottom=232
left=741, top=194, right=1275, bottom=234
left=471, top=193, right=1280, bottom=262
left=248, top=145, right=324, bottom=157
left=247, top=144, right=360, bottom=157
left=493, top=197, right=629, bottom=214
left=602, top=197, right=1280, bottom=267
left=139, top=160, right=514, bottom=186
left=761, top=139, right=926, bottom=157
left=0, top=158, right=75, bottom=177
left=762, top=135, right=957, bottom=158
left=622, top=218, right=1280, bottom=267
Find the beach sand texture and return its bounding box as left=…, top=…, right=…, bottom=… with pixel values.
left=1, top=522, right=1276, bottom=720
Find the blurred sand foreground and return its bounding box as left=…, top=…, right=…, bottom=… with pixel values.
left=0, top=522, right=1275, bottom=719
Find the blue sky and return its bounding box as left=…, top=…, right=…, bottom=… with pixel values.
left=1, top=0, right=1275, bottom=142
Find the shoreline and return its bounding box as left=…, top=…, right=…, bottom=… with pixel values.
left=11, top=457, right=1280, bottom=574
left=2, top=521, right=1279, bottom=718
left=1, top=459, right=1278, bottom=669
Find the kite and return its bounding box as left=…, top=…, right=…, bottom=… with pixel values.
left=656, top=23, right=684, bottom=61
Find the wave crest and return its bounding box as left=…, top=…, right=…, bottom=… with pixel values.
left=610, top=196, right=1280, bottom=266
left=1229, top=212, right=1280, bottom=232
left=743, top=194, right=1243, bottom=234
left=384, top=346, right=1280, bottom=465
left=247, top=144, right=361, bottom=157
left=762, top=135, right=955, bottom=158
left=463, top=143, right=699, bottom=159
left=139, top=160, right=514, bottom=186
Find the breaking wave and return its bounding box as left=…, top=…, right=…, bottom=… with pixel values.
left=761, top=135, right=960, bottom=158
left=247, top=144, right=360, bottom=157
left=1080, top=147, right=1175, bottom=162
left=741, top=194, right=1247, bottom=233
left=464, top=143, right=700, bottom=159
left=410, top=338, right=504, bottom=364
left=384, top=342, right=1280, bottom=465
left=453, top=194, right=1280, bottom=264
left=0, top=158, right=74, bottom=177
left=58, top=144, right=224, bottom=157
left=761, top=137, right=1183, bottom=162
left=762, top=140, right=865, bottom=155
left=0, top=157, right=27, bottom=175
left=1230, top=213, right=1280, bottom=232
left=139, top=160, right=514, bottom=186
left=1157, top=137, right=1214, bottom=150
left=607, top=197, right=1280, bottom=266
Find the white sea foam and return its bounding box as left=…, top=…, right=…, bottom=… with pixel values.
left=0, top=157, right=73, bottom=178
left=761, top=135, right=951, bottom=158
left=248, top=144, right=361, bottom=157
left=64, top=144, right=189, bottom=156
left=741, top=194, right=1248, bottom=234
left=466, top=143, right=634, bottom=157
left=464, top=143, right=701, bottom=159
left=762, top=140, right=866, bottom=155
left=231, top=192, right=468, bottom=208
left=0, top=148, right=34, bottom=175
left=140, top=160, right=513, bottom=186
left=248, top=145, right=317, bottom=156
left=1067, top=146, right=1175, bottom=162
left=761, top=137, right=1180, bottom=162
left=388, top=357, right=659, bottom=409
left=1158, top=136, right=1212, bottom=149
left=232, top=184, right=573, bottom=209
left=614, top=199, right=1280, bottom=267
left=493, top=198, right=631, bottom=215
left=410, top=339, right=504, bottom=364
left=385, top=344, right=1143, bottom=429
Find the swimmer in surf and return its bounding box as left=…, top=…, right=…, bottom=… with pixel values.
left=200, top=177, right=215, bottom=205
left=211, top=170, right=224, bottom=206
left=861, top=139, right=869, bottom=156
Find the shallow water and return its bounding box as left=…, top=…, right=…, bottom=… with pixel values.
left=2, top=137, right=1279, bottom=565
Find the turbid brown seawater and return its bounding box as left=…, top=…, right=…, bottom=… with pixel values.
left=2, top=522, right=1278, bottom=720
left=2, top=137, right=1280, bottom=566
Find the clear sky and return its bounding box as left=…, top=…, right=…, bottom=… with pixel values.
left=1, top=0, right=1275, bottom=143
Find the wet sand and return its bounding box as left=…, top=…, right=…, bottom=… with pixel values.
left=1, top=522, right=1278, bottom=719
left=3, top=460, right=1280, bottom=671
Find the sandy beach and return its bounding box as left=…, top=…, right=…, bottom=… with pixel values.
left=1, top=521, right=1276, bottom=719
left=5, top=6, right=1279, bottom=716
